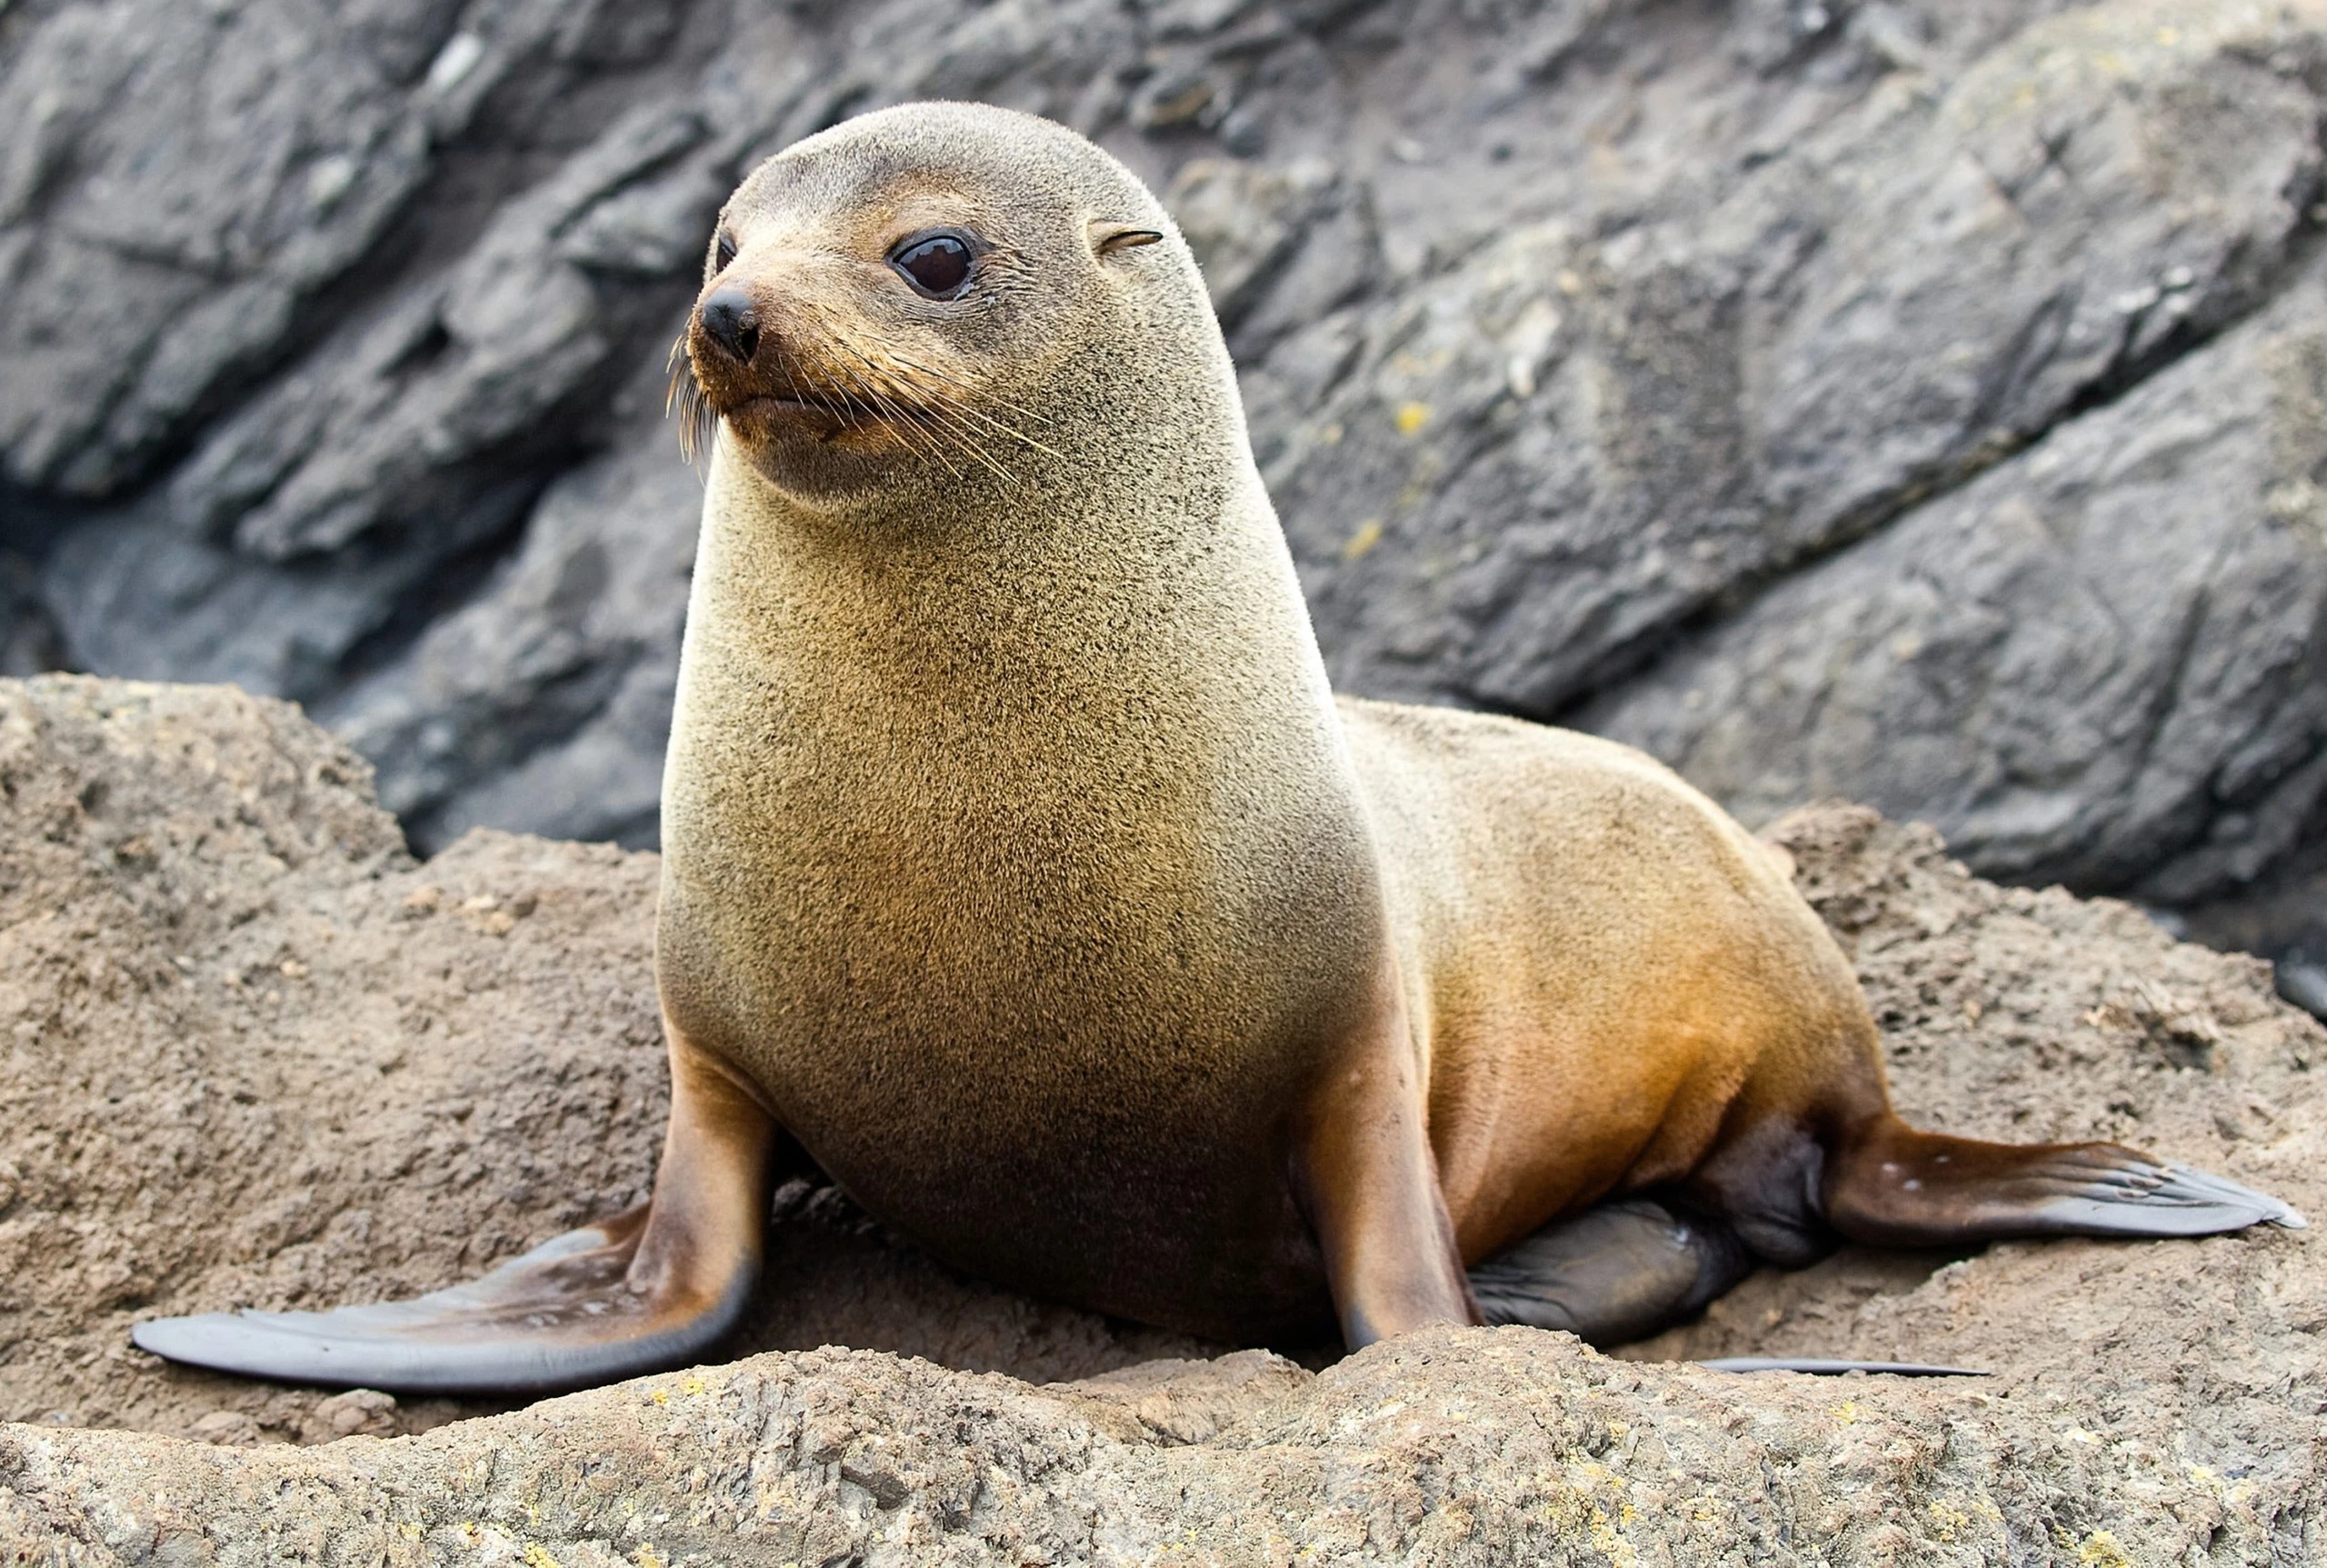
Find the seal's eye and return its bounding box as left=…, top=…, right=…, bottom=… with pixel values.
left=714, top=231, right=738, bottom=272
left=891, top=233, right=974, bottom=300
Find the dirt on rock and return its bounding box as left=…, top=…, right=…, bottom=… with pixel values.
left=1, top=674, right=2322, bottom=1562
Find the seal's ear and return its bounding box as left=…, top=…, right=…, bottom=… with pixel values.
left=1092, top=223, right=1164, bottom=257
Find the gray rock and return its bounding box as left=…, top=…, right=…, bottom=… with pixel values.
left=2182, top=845, right=2327, bottom=1021
left=170, top=100, right=720, bottom=565
left=2280, top=955, right=2327, bottom=1021
left=0, top=550, right=60, bottom=675
left=323, top=404, right=704, bottom=849
left=1276, top=0, right=2324, bottom=717
left=25, top=14, right=806, bottom=738
left=8, top=0, right=2327, bottom=934
left=0, top=0, right=574, bottom=496
left=1583, top=246, right=2327, bottom=905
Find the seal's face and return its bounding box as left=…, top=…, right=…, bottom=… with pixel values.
left=675, top=103, right=1176, bottom=506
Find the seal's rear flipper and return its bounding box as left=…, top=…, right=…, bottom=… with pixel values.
left=1470, top=1198, right=1754, bottom=1345
left=133, top=1032, right=781, bottom=1394
left=1824, top=1114, right=2306, bottom=1248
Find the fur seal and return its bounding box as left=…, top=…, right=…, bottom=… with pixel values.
left=135, top=103, right=2301, bottom=1392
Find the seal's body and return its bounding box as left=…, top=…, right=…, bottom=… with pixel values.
left=656, top=415, right=1370, bottom=1339
left=1350, top=705, right=1870, bottom=1266
left=135, top=103, right=2299, bottom=1390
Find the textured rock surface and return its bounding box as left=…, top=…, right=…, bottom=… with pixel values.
left=9, top=1330, right=2322, bottom=1567
left=6, top=0, right=2327, bottom=954
left=1583, top=246, right=2327, bottom=905
left=3, top=676, right=2325, bottom=1560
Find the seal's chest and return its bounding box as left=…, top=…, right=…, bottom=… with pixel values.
left=759, top=1004, right=1330, bottom=1333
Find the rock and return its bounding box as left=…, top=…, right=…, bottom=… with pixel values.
left=12, top=1329, right=2317, bottom=1564
left=0, top=549, right=60, bottom=675
left=1167, top=155, right=1373, bottom=359
left=1, top=677, right=2324, bottom=1555
left=2280, top=955, right=2327, bottom=1020
left=1582, top=247, right=2327, bottom=905
left=185, top=1410, right=262, bottom=1447
left=0, top=0, right=704, bottom=499
left=321, top=410, right=704, bottom=850
left=1279, top=0, right=2324, bottom=724
left=307, top=1388, right=397, bottom=1440
left=7, top=0, right=2327, bottom=941
left=2182, top=851, right=2327, bottom=1020
left=175, top=101, right=714, bottom=567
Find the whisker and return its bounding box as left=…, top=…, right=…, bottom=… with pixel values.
left=812, top=321, right=1018, bottom=486
left=892, top=389, right=1018, bottom=486
left=723, top=293, right=1028, bottom=487
left=664, top=334, right=716, bottom=473
left=850, top=346, right=1059, bottom=470
left=912, top=384, right=1064, bottom=463
left=911, top=394, right=1020, bottom=485
left=881, top=354, right=1062, bottom=444
left=777, top=351, right=821, bottom=425
left=834, top=354, right=964, bottom=483
left=872, top=374, right=1021, bottom=484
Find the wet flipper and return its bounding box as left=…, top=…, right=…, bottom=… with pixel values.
left=1826, top=1114, right=2307, bottom=1248
left=1468, top=1197, right=1753, bottom=1345
left=133, top=1030, right=781, bottom=1395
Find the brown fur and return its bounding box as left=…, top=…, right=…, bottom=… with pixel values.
left=663, top=104, right=1383, bottom=1338
left=1342, top=702, right=1886, bottom=1264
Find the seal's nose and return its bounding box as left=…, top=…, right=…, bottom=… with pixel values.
left=698, top=286, right=760, bottom=364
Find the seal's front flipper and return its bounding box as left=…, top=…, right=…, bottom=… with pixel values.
left=1297, top=984, right=1482, bottom=1348
left=1825, top=1114, right=2306, bottom=1249
left=1469, top=1198, right=1753, bottom=1345
left=133, top=1032, right=782, bottom=1394
left=129, top=1204, right=739, bottom=1393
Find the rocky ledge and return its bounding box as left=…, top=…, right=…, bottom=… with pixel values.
left=0, top=675, right=2322, bottom=1563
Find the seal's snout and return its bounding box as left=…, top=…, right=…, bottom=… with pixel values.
left=698, top=286, right=760, bottom=365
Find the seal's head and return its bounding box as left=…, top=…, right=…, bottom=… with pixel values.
left=676, top=102, right=1223, bottom=509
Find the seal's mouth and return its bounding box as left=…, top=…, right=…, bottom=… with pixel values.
left=668, top=325, right=913, bottom=463
left=730, top=391, right=887, bottom=426
left=719, top=386, right=914, bottom=457
left=666, top=320, right=1054, bottom=484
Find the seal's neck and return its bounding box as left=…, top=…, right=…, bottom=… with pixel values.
left=658, top=360, right=1387, bottom=1049
left=685, top=409, right=1337, bottom=753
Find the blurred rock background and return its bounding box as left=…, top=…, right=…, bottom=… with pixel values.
left=2, top=0, right=2323, bottom=989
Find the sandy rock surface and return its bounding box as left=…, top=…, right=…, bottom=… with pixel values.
left=3, top=674, right=2324, bottom=1562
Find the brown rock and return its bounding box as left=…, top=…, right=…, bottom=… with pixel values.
left=0, top=678, right=2322, bottom=1560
